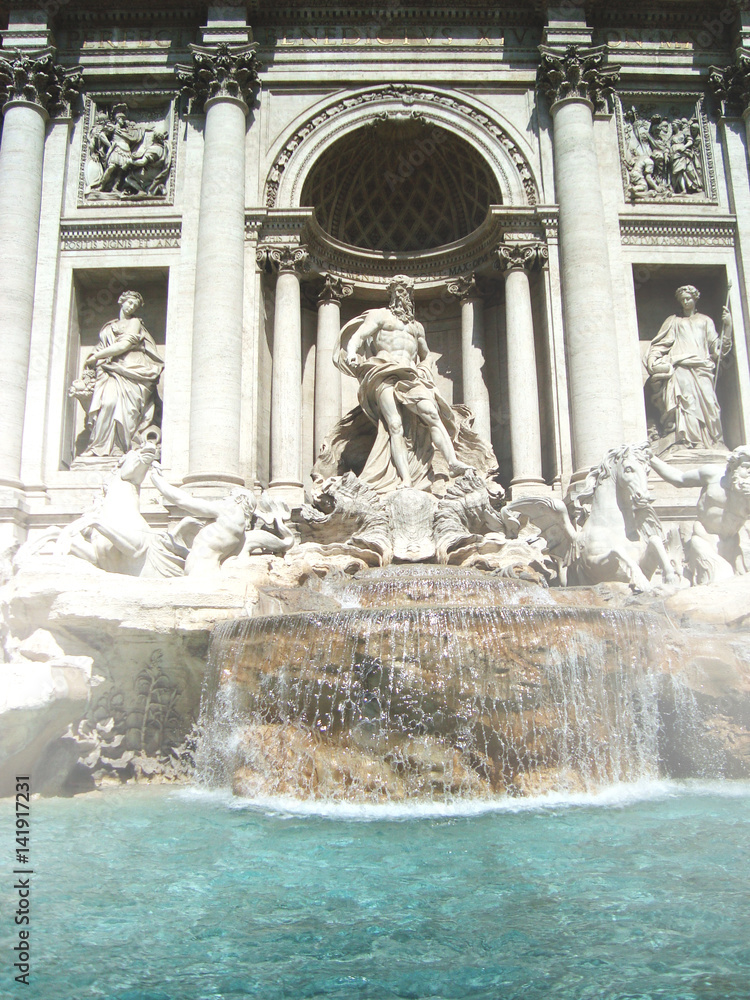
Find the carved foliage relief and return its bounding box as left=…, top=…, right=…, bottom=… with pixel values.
left=79, top=96, right=176, bottom=206
left=616, top=96, right=716, bottom=204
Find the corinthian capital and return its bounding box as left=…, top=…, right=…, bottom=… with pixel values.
left=0, top=48, right=83, bottom=117
left=318, top=275, right=354, bottom=305
left=446, top=275, right=481, bottom=303
left=258, top=245, right=309, bottom=274
left=708, top=51, right=750, bottom=116
left=496, top=243, right=548, bottom=274
left=537, top=44, right=620, bottom=113
left=176, top=41, right=261, bottom=113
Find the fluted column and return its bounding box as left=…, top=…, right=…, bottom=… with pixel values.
left=538, top=44, right=624, bottom=474
left=447, top=275, right=492, bottom=443
left=177, top=42, right=260, bottom=487
left=497, top=244, right=547, bottom=492
left=264, top=246, right=308, bottom=503
left=315, top=275, right=353, bottom=456
left=0, top=49, right=82, bottom=488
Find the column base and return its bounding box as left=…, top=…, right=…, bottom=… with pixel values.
left=268, top=480, right=305, bottom=507
left=181, top=472, right=246, bottom=498
left=507, top=478, right=550, bottom=500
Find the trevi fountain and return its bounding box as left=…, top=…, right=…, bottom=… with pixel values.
left=0, top=2, right=749, bottom=998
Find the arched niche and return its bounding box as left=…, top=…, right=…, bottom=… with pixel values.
left=265, top=84, right=539, bottom=215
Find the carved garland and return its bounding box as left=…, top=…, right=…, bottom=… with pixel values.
left=264, top=84, right=539, bottom=209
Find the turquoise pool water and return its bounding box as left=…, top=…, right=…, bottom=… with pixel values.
left=1, top=781, right=749, bottom=999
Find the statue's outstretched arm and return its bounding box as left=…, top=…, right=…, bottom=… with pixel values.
left=150, top=466, right=220, bottom=519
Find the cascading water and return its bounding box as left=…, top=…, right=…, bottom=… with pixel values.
left=196, top=567, right=674, bottom=800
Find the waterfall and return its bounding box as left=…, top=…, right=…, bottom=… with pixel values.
left=196, top=568, right=672, bottom=800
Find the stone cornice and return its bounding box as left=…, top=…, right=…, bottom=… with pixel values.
left=294, top=206, right=552, bottom=289
left=0, top=48, right=83, bottom=118
left=537, top=44, right=620, bottom=113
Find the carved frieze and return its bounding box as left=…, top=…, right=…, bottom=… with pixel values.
left=176, top=42, right=261, bottom=112
left=619, top=218, right=735, bottom=247
left=0, top=47, right=83, bottom=117
left=264, top=84, right=538, bottom=208
left=537, top=45, right=620, bottom=113
left=79, top=96, right=177, bottom=206
left=616, top=96, right=715, bottom=203
left=61, top=220, right=181, bottom=252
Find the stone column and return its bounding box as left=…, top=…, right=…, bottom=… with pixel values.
left=537, top=44, right=624, bottom=474
left=447, top=275, right=492, bottom=443
left=497, top=244, right=547, bottom=493
left=176, top=41, right=261, bottom=488
left=0, top=49, right=82, bottom=488
left=315, top=275, right=353, bottom=456
left=264, top=246, right=308, bottom=503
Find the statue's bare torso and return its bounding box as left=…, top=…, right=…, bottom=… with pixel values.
left=347, top=308, right=426, bottom=368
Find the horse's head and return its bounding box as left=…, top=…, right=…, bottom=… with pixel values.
left=612, top=444, right=655, bottom=512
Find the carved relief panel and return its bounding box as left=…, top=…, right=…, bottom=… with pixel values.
left=615, top=95, right=716, bottom=204
left=78, top=95, right=177, bottom=207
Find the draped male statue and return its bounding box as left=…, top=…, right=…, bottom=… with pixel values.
left=333, top=275, right=481, bottom=493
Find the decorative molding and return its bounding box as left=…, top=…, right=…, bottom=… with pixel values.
left=60, top=219, right=181, bottom=252
left=317, top=274, right=354, bottom=305
left=264, top=84, right=539, bottom=209
left=537, top=44, right=620, bottom=114
left=708, top=51, right=750, bottom=117
left=495, top=242, right=548, bottom=273
left=176, top=42, right=261, bottom=113
left=297, top=208, right=551, bottom=287
left=615, top=94, right=717, bottom=205
left=78, top=94, right=177, bottom=208
left=619, top=216, right=735, bottom=247
left=0, top=47, right=83, bottom=117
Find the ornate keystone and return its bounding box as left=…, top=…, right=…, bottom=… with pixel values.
left=176, top=41, right=261, bottom=112
left=318, top=274, right=354, bottom=305
left=446, top=275, right=481, bottom=303
left=0, top=48, right=83, bottom=117
left=496, top=243, right=548, bottom=274
left=708, top=52, right=750, bottom=116
left=257, top=245, right=309, bottom=274
left=537, top=44, right=620, bottom=113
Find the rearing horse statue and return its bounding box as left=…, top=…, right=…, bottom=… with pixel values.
left=501, top=443, right=681, bottom=590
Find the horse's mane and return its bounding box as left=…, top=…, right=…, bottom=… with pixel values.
left=574, top=443, right=659, bottom=537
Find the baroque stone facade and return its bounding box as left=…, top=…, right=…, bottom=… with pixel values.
left=2, top=0, right=750, bottom=548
